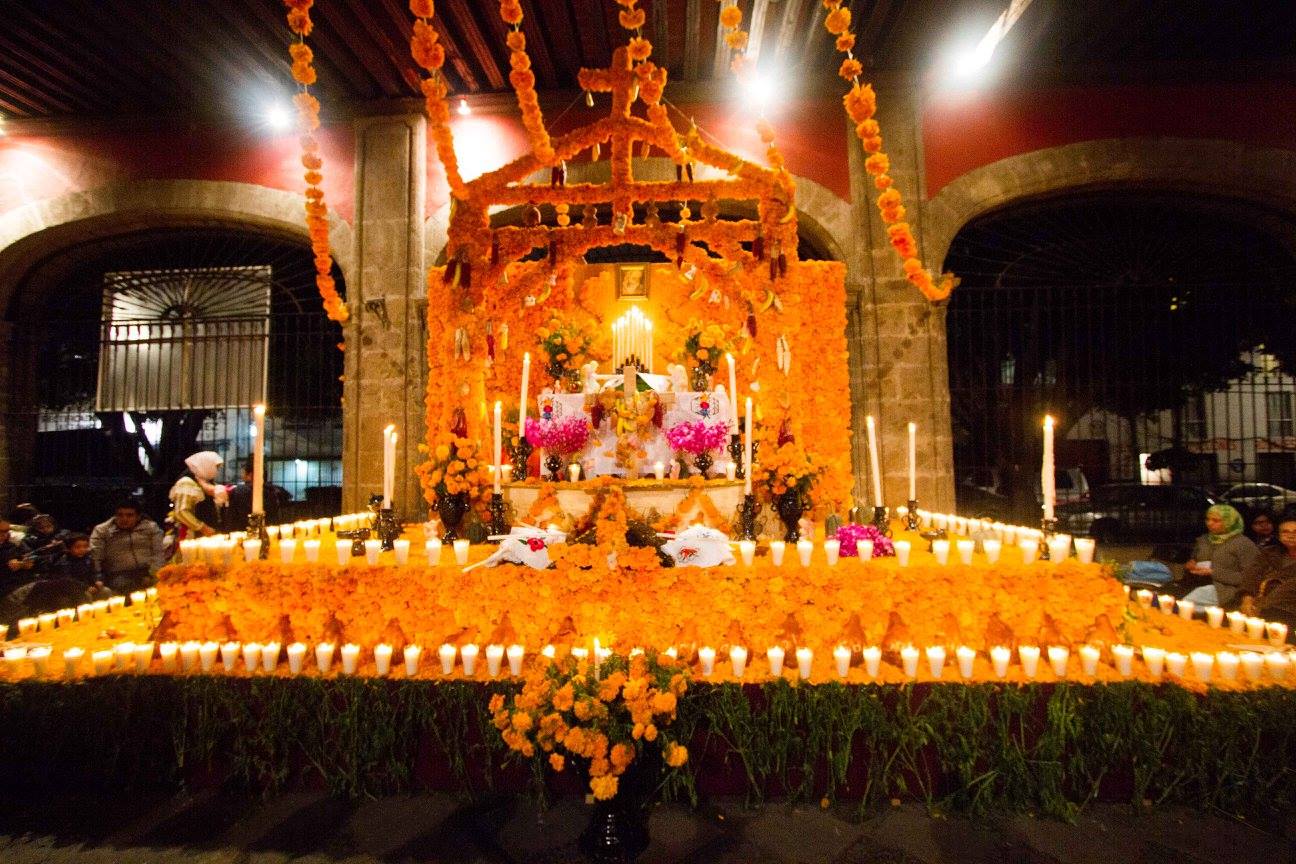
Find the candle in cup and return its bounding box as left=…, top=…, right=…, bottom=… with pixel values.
left=856, top=539, right=874, bottom=561
left=340, top=643, right=361, bottom=675
left=833, top=645, right=850, bottom=679
left=507, top=644, right=524, bottom=676
left=335, top=541, right=351, bottom=566
left=770, top=541, right=786, bottom=567
left=955, top=645, right=976, bottom=679
left=730, top=645, right=748, bottom=678
left=1267, top=621, right=1288, bottom=647
left=932, top=539, right=950, bottom=566
left=982, top=538, right=1001, bottom=564
left=1216, top=651, right=1239, bottom=681
left=990, top=646, right=1011, bottom=678
left=1079, top=644, right=1100, bottom=677
left=1019, top=538, right=1039, bottom=564
left=766, top=646, right=785, bottom=677
left=63, top=647, right=84, bottom=678
left=38, top=612, right=56, bottom=631
left=1142, top=646, right=1165, bottom=678
left=1177, top=599, right=1195, bottom=621
left=1047, top=646, right=1069, bottom=678
left=241, top=642, right=261, bottom=673
left=280, top=538, right=297, bottom=564
left=460, top=643, right=479, bottom=676
left=568, top=463, right=580, bottom=483
left=1157, top=594, right=1175, bottom=616
left=1018, top=645, right=1041, bottom=678
left=1227, top=610, right=1246, bottom=633
left=723, top=462, right=736, bottom=481
left=373, top=642, right=391, bottom=673
left=393, top=539, right=410, bottom=566
left=425, top=539, right=442, bottom=564
left=824, top=539, right=840, bottom=566
left=926, top=645, right=947, bottom=679
left=1165, top=651, right=1187, bottom=678
left=1190, top=651, right=1213, bottom=682
left=894, top=540, right=911, bottom=567
left=27, top=647, right=50, bottom=678
left=179, top=641, right=199, bottom=673
left=486, top=644, right=505, bottom=677
left=219, top=641, right=239, bottom=673
left=1074, top=537, right=1096, bottom=563
left=956, top=539, right=974, bottom=565
left=796, top=539, right=813, bottom=567
left=1047, top=535, right=1071, bottom=562
left=1245, top=617, right=1265, bottom=640
left=1240, top=651, right=1264, bottom=682
left=900, top=645, right=920, bottom=679
left=261, top=642, right=280, bottom=672
left=315, top=642, right=335, bottom=674
left=17, top=617, right=36, bottom=636
left=698, top=646, right=716, bottom=676
left=364, top=539, right=381, bottom=565
left=453, top=539, right=470, bottom=565
left=302, top=539, right=320, bottom=563
left=243, top=539, right=262, bottom=562
left=1112, top=644, right=1134, bottom=677
left=439, top=643, right=456, bottom=675
left=76, top=602, right=92, bottom=621
left=405, top=644, right=423, bottom=676
left=1136, top=589, right=1155, bottom=609
left=1264, top=651, right=1289, bottom=681
left=739, top=540, right=755, bottom=566
left=199, top=641, right=219, bottom=673
left=653, top=461, right=665, bottom=481
left=795, top=647, right=813, bottom=681
left=91, top=649, right=113, bottom=676
left=1206, top=606, right=1225, bottom=628
left=863, top=645, right=882, bottom=678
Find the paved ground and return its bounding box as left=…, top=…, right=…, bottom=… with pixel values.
left=0, top=791, right=1291, bottom=864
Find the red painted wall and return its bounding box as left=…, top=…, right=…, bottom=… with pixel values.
left=922, top=81, right=1296, bottom=197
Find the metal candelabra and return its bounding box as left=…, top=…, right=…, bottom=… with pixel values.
left=904, top=499, right=920, bottom=532
left=246, top=511, right=269, bottom=559
left=738, top=494, right=759, bottom=541
left=727, top=434, right=745, bottom=480
left=872, top=505, right=891, bottom=537
left=489, top=492, right=509, bottom=539
left=1039, top=516, right=1057, bottom=561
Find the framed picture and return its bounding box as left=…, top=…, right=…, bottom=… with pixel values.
left=616, top=264, right=650, bottom=299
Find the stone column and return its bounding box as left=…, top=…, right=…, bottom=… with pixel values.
left=343, top=114, right=427, bottom=520
left=845, top=78, right=955, bottom=513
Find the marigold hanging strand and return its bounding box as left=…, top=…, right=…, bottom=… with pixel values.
left=408, top=1, right=467, bottom=199
left=283, top=0, right=348, bottom=324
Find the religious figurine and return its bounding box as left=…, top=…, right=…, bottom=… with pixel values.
left=667, top=363, right=688, bottom=393
left=581, top=360, right=600, bottom=394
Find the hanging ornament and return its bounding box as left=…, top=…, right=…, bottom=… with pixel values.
left=485, top=321, right=496, bottom=366
left=645, top=200, right=660, bottom=227
left=499, top=322, right=509, bottom=351
left=753, top=234, right=765, bottom=261
left=583, top=205, right=598, bottom=229
left=778, top=250, right=788, bottom=278
left=674, top=230, right=687, bottom=267
left=525, top=204, right=541, bottom=227
left=777, top=417, right=794, bottom=447
left=675, top=164, right=683, bottom=182
left=746, top=304, right=757, bottom=338
left=685, top=162, right=694, bottom=183
left=592, top=142, right=601, bottom=161
left=556, top=202, right=571, bottom=227
left=585, top=89, right=594, bottom=107
left=450, top=407, right=468, bottom=440
left=547, top=239, right=558, bottom=260
left=490, top=236, right=500, bottom=267
left=613, top=212, right=629, bottom=235
left=679, top=203, right=692, bottom=222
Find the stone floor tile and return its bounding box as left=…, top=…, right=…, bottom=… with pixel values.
left=742, top=803, right=869, bottom=863
left=324, top=793, right=460, bottom=860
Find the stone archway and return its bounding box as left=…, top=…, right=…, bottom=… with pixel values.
left=923, top=137, right=1296, bottom=269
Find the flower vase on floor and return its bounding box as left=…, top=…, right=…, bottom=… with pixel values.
left=577, top=747, right=657, bottom=863
left=776, top=489, right=807, bottom=542
left=436, top=492, right=470, bottom=542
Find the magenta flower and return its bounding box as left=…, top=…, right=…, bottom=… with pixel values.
left=525, top=415, right=590, bottom=456
left=664, top=420, right=729, bottom=455
left=835, top=522, right=895, bottom=557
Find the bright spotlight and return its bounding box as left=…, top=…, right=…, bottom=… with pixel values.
left=265, top=103, right=292, bottom=130
left=743, top=72, right=776, bottom=113
left=457, top=98, right=471, bottom=116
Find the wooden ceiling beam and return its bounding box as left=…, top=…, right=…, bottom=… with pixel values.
left=570, top=0, right=611, bottom=72
left=855, top=0, right=897, bottom=67
left=442, top=0, right=505, bottom=90
left=338, top=0, right=425, bottom=95
left=313, top=1, right=408, bottom=97
left=518, top=2, right=560, bottom=89
left=683, top=0, right=703, bottom=80
left=773, top=0, right=808, bottom=61
left=237, top=0, right=377, bottom=98
left=711, top=0, right=737, bottom=77
left=56, top=1, right=186, bottom=113
left=652, top=0, right=670, bottom=70
left=0, top=27, right=101, bottom=112
left=536, top=0, right=581, bottom=82
left=745, top=0, right=773, bottom=64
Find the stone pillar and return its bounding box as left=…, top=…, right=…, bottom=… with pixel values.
left=343, top=114, right=427, bottom=520
left=845, top=79, right=955, bottom=512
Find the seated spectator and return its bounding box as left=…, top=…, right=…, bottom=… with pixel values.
left=225, top=458, right=290, bottom=530
left=1247, top=509, right=1279, bottom=549
left=90, top=500, right=164, bottom=593
left=6, top=503, right=38, bottom=543
left=1237, top=518, right=1296, bottom=643
left=51, top=533, right=96, bottom=586
left=0, top=521, right=29, bottom=597
left=19, top=514, right=66, bottom=575
left=1181, top=504, right=1258, bottom=608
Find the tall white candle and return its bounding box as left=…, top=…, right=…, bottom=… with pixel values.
left=865, top=415, right=883, bottom=507
left=519, top=351, right=531, bottom=431
left=493, top=401, right=503, bottom=494
left=1041, top=415, right=1056, bottom=521
left=382, top=424, right=396, bottom=508
left=743, top=397, right=753, bottom=495
left=907, top=422, right=917, bottom=501
left=726, top=353, right=738, bottom=432
left=252, top=404, right=266, bottom=514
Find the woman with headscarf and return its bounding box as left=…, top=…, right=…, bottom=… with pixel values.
left=169, top=451, right=227, bottom=540
left=1181, top=503, right=1258, bottom=608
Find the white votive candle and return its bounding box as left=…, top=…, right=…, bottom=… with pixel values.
left=486, top=644, right=504, bottom=677
left=796, top=539, right=813, bottom=567
left=730, top=645, right=748, bottom=678
left=112, top=641, right=134, bottom=671
left=1264, top=651, right=1289, bottom=681
left=698, top=646, right=716, bottom=676
left=894, top=540, right=911, bottom=567
left=179, top=641, right=199, bottom=673
left=851, top=646, right=875, bottom=679
left=795, top=646, right=813, bottom=681
left=1112, top=644, right=1134, bottom=677
left=1165, top=651, right=1187, bottom=678
left=856, top=539, right=874, bottom=561
left=286, top=642, right=306, bottom=675
left=76, top=603, right=93, bottom=621
left=302, top=539, right=320, bottom=563
left=506, top=644, right=523, bottom=676
left=460, top=643, right=479, bottom=676
left=653, top=461, right=665, bottom=480
left=219, top=641, right=239, bottom=673
left=766, top=645, right=785, bottom=677
left=1190, top=651, right=1213, bottom=682
left=1267, top=621, right=1288, bottom=647
left=1216, top=651, right=1239, bottom=681
left=199, top=641, right=219, bottom=673
left=770, top=541, right=786, bottom=567
left=1047, top=535, right=1071, bottom=562
left=55, top=607, right=74, bottom=628
left=391, top=538, right=410, bottom=566
left=315, top=642, right=335, bottom=674
left=834, top=645, right=850, bottom=678
left=425, top=539, right=442, bottom=565
left=1227, top=610, right=1246, bottom=633
left=982, top=538, right=1001, bottom=564
left=1206, top=606, right=1225, bottom=629
left=823, top=539, right=840, bottom=566
left=454, top=539, right=470, bottom=565
left=739, top=540, right=755, bottom=566
left=1078, top=644, right=1100, bottom=677
left=1246, top=616, right=1266, bottom=640
left=1047, top=645, right=1070, bottom=678
left=1136, top=589, right=1155, bottom=609
left=990, top=645, right=1011, bottom=678
left=16, top=617, right=36, bottom=636
left=1019, top=538, right=1039, bottom=564
left=63, top=647, right=84, bottom=678
left=261, top=642, right=280, bottom=672
left=932, top=539, right=950, bottom=566
left=955, top=539, right=973, bottom=565
left=1177, top=599, right=1195, bottom=621
left=340, top=643, right=361, bottom=675
left=1241, top=651, right=1264, bottom=682
left=91, top=649, right=114, bottom=676
left=439, top=643, right=456, bottom=675
left=1073, top=537, right=1095, bottom=563
left=900, top=645, right=920, bottom=679
left=956, top=645, right=976, bottom=679
left=364, top=539, right=381, bottom=565
left=280, top=538, right=297, bottom=564
left=568, top=463, right=581, bottom=482
left=242, top=642, right=261, bottom=673
left=926, top=645, right=947, bottom=679
left=405, top=644, right=423, bottom=676
left=1157, top=594, right=1175, bottom=616
left=243, top=539, right=262, bottom=562
left=1142, top=646, right=1165, bottom=678
left=334, top=541, right=351, bottom=566
left=1018, top=645, right=1041, bottom=678
left=28, top=647, right=50, bottom=677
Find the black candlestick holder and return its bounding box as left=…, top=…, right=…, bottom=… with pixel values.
left=246, top=511, right=270, bottom=559
left=337, top=528, right=370, bottom=557
left=904, top=499, right=920, bottom=532
left=727, top=434, right=745, bottom=480
left=511, top=437, right=533, bottom=479
left=872, top=505, right=891, bottom=537
left=373, top=508, right=401, bottom=551
left=919, top=526, right=947, bottom=553
left=488, top=492, right=509, bottom=539
left=1039, top=516, right=1057, bottom=561
left=738, top=493, right=759, bottom=541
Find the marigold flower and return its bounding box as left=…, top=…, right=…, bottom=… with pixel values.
left=838, top=58, right=862, bottom=80
left=725, top=30, right=749, bottom=51
left=506, top=30, right=526, bottom=51
left=286, top=8, right=313, bottom=35
left=511, top=711, right=533, bottom=732
left=864, top=153, right=890, bottom=175
left=666, top=743, right=689, bottom=768
left=499, top=0, right=523, bottom=26
left=719, top=5, right=743, bottom=28
left=590, top=774, right=619, bottom=800
left=835, top=33, right=856, bottom=52
left=619, top=7, right=646, bottom=29
left=410, top=0, right=434, bottom=17
left=627, top=37, right=653, bottom=61
left=825, top=7, right=851, bottom=35
left=549, top=753, right=565, bottom=771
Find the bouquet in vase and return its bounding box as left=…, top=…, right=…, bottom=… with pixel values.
left=664, top=420, right=728, bottom=455
left=677, top=320, right=734, bottom=391
left=524, top=415, right=591, bottom=457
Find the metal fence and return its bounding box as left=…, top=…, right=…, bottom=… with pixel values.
left=944, top=192, right=1296, bottom=529
left=7, top=227, right=344, bottom=533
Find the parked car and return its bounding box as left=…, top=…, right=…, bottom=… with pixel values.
left=1039, top=468, right=1091, bottom=505
left=1219, top=483, right=1296, bottom=514
left=1055, top=483, right=1216, bottom=544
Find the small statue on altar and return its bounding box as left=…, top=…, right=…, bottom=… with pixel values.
left=580, top=360, right=600, bottom=394
left=667, top=363, right=688, bottom=394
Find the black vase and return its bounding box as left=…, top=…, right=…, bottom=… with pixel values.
left=689, top=362, right=714, bottom=392
left=545, top=453, right=564, bottom=482
left=775, top=488, right=806, bottom=542
left=577, top=749, right=658, bottom=863
left=693, top=451, right=714, bottom=477
left=436, top=492, right=470, bottom=542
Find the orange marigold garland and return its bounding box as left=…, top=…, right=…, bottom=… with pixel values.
left=407, top=2, right=466, bottom=198
left=821, top=0, right=958, bottom=303
left=499, top=0, right=556, bottom=165
left=284, top=0, right=348, bottom=323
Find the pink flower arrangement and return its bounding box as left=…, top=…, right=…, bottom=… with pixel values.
left=664, top=420, right=729, bottom=455
left=524, top=416, right=590, bottom=456
left=834, top=522, right=895, bottom=557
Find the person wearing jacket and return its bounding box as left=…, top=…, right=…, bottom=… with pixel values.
left=1182, top=504, right=1258, bottom=607
left=90, top=500, right=165, bottom=593
left=168, top=451, right=227, bottom=540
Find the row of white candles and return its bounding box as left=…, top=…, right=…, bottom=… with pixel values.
left=182, top=536, right=475, bottom=567
left=4, top=588, right=156, bottom=641
left=7, top=635, right=1292, bottom=686
left=1129, top=588, right=1290, bottom=645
